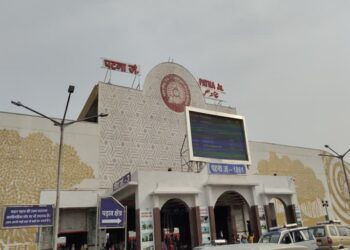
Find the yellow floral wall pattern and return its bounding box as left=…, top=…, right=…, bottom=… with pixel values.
left=0, top=129, right=94, bottom=249
left=257, top=152, right=326, bottom=226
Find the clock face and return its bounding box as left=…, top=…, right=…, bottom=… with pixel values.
left=160, top=74, right=191, bottom=112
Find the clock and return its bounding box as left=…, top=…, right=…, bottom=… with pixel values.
left=160, top=74, right=191, bottom=112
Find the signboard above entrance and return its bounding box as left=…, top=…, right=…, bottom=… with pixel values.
left=113, top=172, right=131, bottom=192
left=185, top=106, right=251, bottom=165
left=208, top=163, right=246, bottom=175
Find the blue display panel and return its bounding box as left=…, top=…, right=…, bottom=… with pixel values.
left=186, top=107, right=250, bottom=164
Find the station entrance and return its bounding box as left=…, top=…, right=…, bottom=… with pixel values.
left=270, top=198, right=288, bottom=227
left=214, top=191, right=251, bottom=244
left=58, top=231, right=87, bottom=250
left=104, top=195, right=136, bottom=250
left=160, top=199, right=192, bottom=250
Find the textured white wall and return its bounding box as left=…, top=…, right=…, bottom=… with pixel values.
left=98, top=62, right=236, bottom=188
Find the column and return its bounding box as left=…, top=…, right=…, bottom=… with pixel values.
left=153, top=208, right=161, bottom=250
left=136, top=209, right=141, bottom=250
left=191, top=206, right=201, bottom=247
left=208, top=206, right=216, bottom=241
left=268, top=203, right=277, bottom=227
left=249, top=205, right=260, bottom=243
left=286, top=204, right=297, bottom=224
left=263, top=205, right=273, bottom=231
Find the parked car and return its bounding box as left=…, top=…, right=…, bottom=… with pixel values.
left=309, top=220, right=350, bottom=250
left=193, top=240, right=227, bottom=250
left=193, top=243, right=308, bottom=250
left=258, top=224, right=317, bottom=250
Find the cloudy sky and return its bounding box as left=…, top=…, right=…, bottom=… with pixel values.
left=1, top=1, right=350, bottom=158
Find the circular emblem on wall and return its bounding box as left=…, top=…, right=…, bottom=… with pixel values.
left=325, top=160, right=350, bottom=223
left=160, top=74, right=191, bottom=112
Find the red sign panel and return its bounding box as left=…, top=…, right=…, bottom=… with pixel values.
left=198, top=78, right=225, bottom=100
left=103, top=59, right=140, bottom=75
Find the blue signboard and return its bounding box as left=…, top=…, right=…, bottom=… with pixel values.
left=208, top=163, right=246, bottom=175
left=99, top=197, right=125, bottom=228
left=3, top=205, right=53, bottom=228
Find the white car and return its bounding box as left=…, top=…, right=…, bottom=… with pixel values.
left=258, top=225, right=317, bottom=250
left=193, top=243, right=308, bottom=250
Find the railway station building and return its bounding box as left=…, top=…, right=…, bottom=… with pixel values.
left=0, top=62, right=348, bottom=250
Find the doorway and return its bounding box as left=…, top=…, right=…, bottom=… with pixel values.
left=161, top=199, right=192, bottom=250
left=214, top=191, right=251, bottom=244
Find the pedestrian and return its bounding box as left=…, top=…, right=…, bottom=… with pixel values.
left=248, top=234, right=254, bottom=243
left=241, top=234, right=248, bottom=243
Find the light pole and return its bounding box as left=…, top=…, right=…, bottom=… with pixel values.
left=11, top=85, right=108, bottom=250
left=321, top=200, right=329, bottom=221
left=319, top=145, right=350, bottom=200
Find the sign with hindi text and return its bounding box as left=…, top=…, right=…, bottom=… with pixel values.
left=99, top=197, right=125, bottom=228
left=113, top=172, right=131, bottom=192
left=103, top=58, right=140, bottom=75
left=208, top=163, right=246, bottom=175
left=2, top=205, right=53, bottom=228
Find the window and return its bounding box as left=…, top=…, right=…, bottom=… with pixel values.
left=291, top=231, right=304, bottom=242
left=338, top=226, right=350, bottom=236
left=281, top=233, right=292, bottom=244
left=301, top=229, right=315, bottom=241
left=259, top=232, right=280, bottom=244
left=329, top=226, right=338, bottom=236
left=311, top=227, right=325, bottom=237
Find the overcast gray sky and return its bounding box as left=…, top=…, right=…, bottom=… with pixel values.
left=1, top=1, right=350, bottom=158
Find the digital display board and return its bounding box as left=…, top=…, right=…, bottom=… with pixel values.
left=185, top=107, right=250, bottom=164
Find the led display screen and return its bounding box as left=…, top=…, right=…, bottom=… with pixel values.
left=186, top=107, right=250, bottom=164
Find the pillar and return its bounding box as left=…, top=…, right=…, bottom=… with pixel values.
left=229, top=207, right=237, bottom=244
left=136, top=209, right=141, bottom=250
left=249, top=205, right=260, bottom=242
left=286, top=204, right=297, bottom=224
left=191, top=206, right=201, bottom=247
left=153, top=208, right=161, bottom=250
left=208, top=206, right=216, bottom=241
left=268, top=203, right=277, bottom=227
left=263, top=205, right=273, bottom=231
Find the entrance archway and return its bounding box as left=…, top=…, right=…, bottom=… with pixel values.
left=161, top=199, right=192, bottom=250
left=214, top=191, right=250, bottom=244
left=270, top=198, right=288, bottom=227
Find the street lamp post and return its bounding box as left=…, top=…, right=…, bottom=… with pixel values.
left=321, top=200, right=329, bottom=221
left=319, top=145, right=350, bottom=200
left=11, top=85, right=107, bottom=250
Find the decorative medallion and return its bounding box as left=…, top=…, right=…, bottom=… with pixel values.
left=324, top=159, right=350, bottom=223
left=160, top=74, right=191, bottom=112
